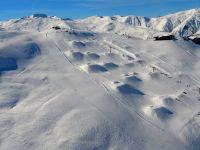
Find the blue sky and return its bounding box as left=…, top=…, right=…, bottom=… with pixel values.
left=0, top=0, right=200, bottom=20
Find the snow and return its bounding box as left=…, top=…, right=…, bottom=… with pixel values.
left=0, top=16, right=70, bottom=31
left=73, top=8, right=200, bottom=39
left=1, top=8, right=200, bottom=38
left=0, top=8, right=200, bottom=150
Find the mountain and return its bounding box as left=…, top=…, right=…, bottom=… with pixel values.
left=75, top=8, right=200, bottom=38
left=150, top=9, right=200, bottom=36
left=0, top=9, right=200, bottom=150
left=0, top=14, right=70, bottom=31
left=1, top=9, right=200, bottom=39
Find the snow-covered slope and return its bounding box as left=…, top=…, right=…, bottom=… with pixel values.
left=0, top=10, right=200, bottom=150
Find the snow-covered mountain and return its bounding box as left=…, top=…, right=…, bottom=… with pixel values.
left=0, top=9, right=200, bottom=150
left=0, top=15, right=70, bottom=32
left=1, top=9, right=200, bottom=38
left=76, top=8, right=200, bottom=38
left=150, top=9, right=200, bottom=37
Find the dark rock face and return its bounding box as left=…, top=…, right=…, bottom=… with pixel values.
left=154, top=35, right=176, bottom=41
left=191, top=38, right=200, bottom=45
left=52, top=26, right=61, bottom=30
left=186, top=36, right=200, bottom=45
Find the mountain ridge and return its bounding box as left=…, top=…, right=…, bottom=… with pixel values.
left=0, top=8, right=200, bottom=39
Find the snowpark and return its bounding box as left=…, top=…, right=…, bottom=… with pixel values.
left=0, top=9, right=200, bottom=150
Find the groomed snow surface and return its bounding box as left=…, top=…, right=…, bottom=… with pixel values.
left=0, top=9, right=200, bottom=150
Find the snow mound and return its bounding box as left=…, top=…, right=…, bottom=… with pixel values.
left=103, top=62, right=119, bottom=70
left=70, top=51, right=85, bottom=61
left=81, top=64, right=108, bottom=73
left=117, top=84, right=144, bottom=95
left=153, top=107, right=173, bottom=121
left=0, top=42, right=39, bottom=59
left=111, top=81, right=144, bottom=95
left=0, top=41, right=41, bottom=72
left=163, top=97, right=175, bottom=107
left=86, top=52, right=100, bottom=60
left=143, top=106, right=173, bottom=121
left=71, top=41, right=86, bottom=48
left=125, top=74, right=143, bottom=84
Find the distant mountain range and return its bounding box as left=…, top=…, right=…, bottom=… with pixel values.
left=0, top=8, right=200, bottom=39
